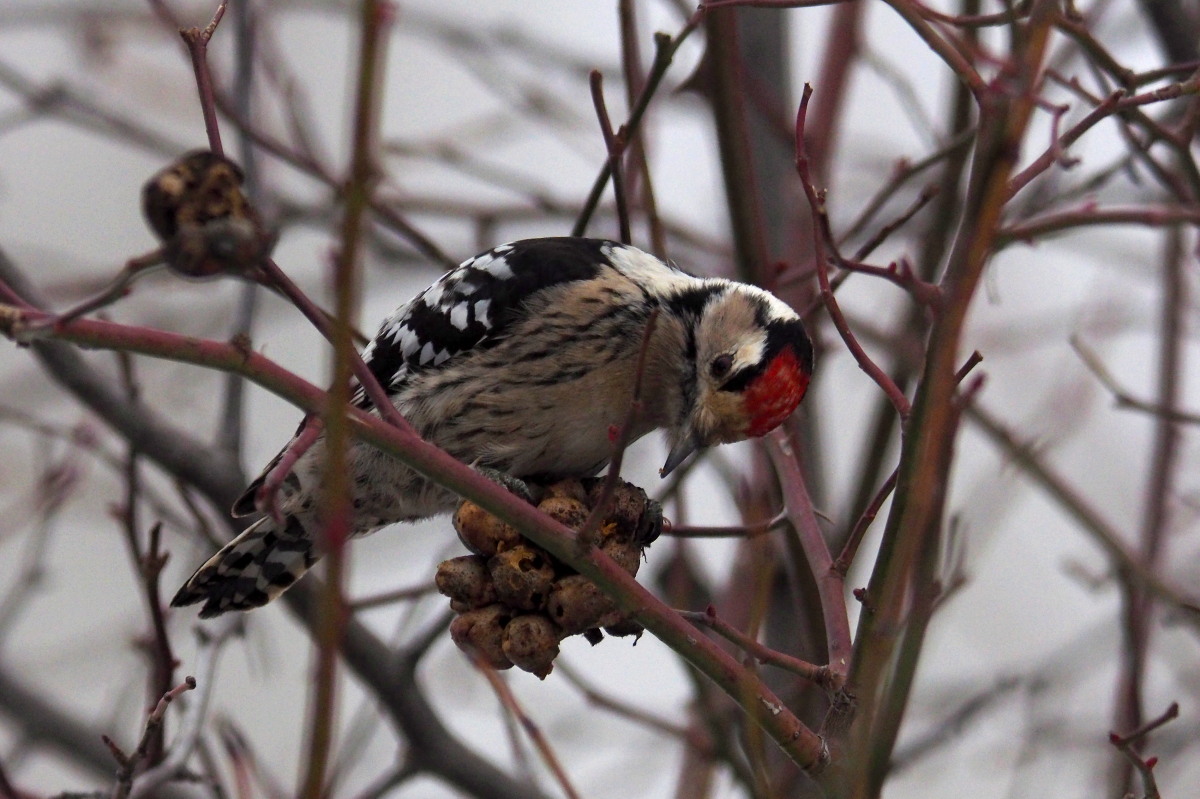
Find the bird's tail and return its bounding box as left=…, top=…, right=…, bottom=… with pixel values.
left=171, top=515, right=318, bottom=618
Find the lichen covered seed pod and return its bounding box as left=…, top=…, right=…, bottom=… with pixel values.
left=536, top=495, right=589, bottom=530
left=547, top=574, right=624, bottom=635
left=141, top=150, right=270, bottom=278
left=440, top=476, right=662, bottom=671
left=453, top=500, right=522, bottom=556
left=449, top=604, right=514, bottom=670
left=540, top=478, right=589, bottom=504
left=435, top=555, right=496, bottom=610
left=600, top=536, right=642, bottom=577
left=502, top=614, right=561, bottom=679
left=488, top=544, right=556, bottom=611
left=584, top=479, right=663, bottom=546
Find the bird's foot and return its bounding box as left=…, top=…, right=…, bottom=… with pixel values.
left=473, top=466, right=537, bottom=505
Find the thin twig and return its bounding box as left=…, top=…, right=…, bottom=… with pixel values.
left=576, top=308, right=659, bottom=550
left=574, top=15, right=702, bottom=236
left=255, top=415, right=323, bottom=522
left=348, top=580, right=439, bottom=611
left=110, top=677, right=197, bottom=799
left=1072, top=335, right=1200, bottom=424
left=555, top=660, right=692, bottom=740
left=666, top=511, right=788, bottom=538
left=1108, top=701, right=1179, bottom=799
left=132, top=617, right=243, bottom=799
left=589, top=70, right=631, bottom=244
left=833, top=468, right=898, bottom=577
left=681, top=606, right=839, bottom=690
left=472, top=658, right=583, bottom=799
left=999, top=204, right=1200, bottom=242
left=19, top=250, right=166, bottom=334
left=851, top=184, right=940, bottom=262
left=795, top=83, right=913, bottom=418
left=177, top=2, right=229, bottom=156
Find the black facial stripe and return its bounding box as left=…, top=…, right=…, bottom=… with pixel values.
left=720, top=317, right=812, bottom=393
left=748, top=295, right=812, bottom=369
left=721, top=362, right=763, bottom=393
left=766, top=317, right=814, bottom=375
left=667, top=285, right=720, bottom=322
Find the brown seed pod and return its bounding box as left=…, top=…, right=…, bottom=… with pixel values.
left=600, top=536, right=642, bottom=577
left=449, top=604, right=513, bottom=670
left=453, top=500, right=522, bottom=557
left=435, top=555, right=496, bottom=610
left=537, top=495, right=589, bottom=530
left=488, top=544, right=556, bottom=611
left=547, top=574, right=624, bottom=635
left=584, top=479, right=662, bottom=546
left=502, top=614, right=561, bottom=679
left=141, top=150, right=271, bottom=278
left=540, top=478, right=588, bottom=504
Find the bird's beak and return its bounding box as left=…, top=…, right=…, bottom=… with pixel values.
left=660, top=431, right=702, bottom=477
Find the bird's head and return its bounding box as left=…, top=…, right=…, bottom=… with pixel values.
left=661, top=284, right=813, bottom=476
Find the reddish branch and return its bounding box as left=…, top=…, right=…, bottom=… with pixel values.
left=1109, top=701, right=1179, bottom=799
left=573, top=16, right=702, bottom=236
left=666, top=511, right=787, bottom=538
left=176, top=2, right=227, bottom=157
left=106, top=677, right=197, bottom=799
left=765, top=431, right=853, bottom=677
left=472, top=657, right=583, bottom=799
left=256, top=416, right=323, bottom=522
left=576, top=308, right=659, bottom=549
left=833, top=468, right=898, bottom=577
left=0, top=303, right=829, bottom=773
left=682, top=606, right=841, bottom=690
left=795, top=83, right=913, bottom=419
left=588, top=70, right=632, bottom=245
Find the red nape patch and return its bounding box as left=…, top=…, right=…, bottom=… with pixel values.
left=744, top=348, right=811, bottom=437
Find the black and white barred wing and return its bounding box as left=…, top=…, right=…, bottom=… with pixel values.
left=359, top=238, right=616, bottom=398
left=233, top=238, right=616, bottom=515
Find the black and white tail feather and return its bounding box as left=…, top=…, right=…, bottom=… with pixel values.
left=172, top=515, right=317, bottom=618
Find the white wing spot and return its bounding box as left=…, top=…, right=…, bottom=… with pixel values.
left=481, top=255, right=514, bottom=280
left=420, top=341, right=436, bottom=364
left=423, top=283, right=444, bottom=307
left=473, top=299, right=492, bottom=326
left=395, top=325, right=420, bottom=357
left=433, top=348, right=451, bottom=366
left=449, top=303, right=470, bottom=331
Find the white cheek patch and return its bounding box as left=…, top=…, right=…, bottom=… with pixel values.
left=731, top=329, right=767, bottom=375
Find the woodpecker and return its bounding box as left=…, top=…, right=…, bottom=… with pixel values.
left=172, top=237, right=813, bottom=617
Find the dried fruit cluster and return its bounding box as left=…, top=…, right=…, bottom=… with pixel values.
left=142, top=150, right=272, bottom=278
left=439, top=477, right=662, bottom=678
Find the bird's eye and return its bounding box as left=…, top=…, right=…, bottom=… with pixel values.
left=710, top=354, right=734, bottom=380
